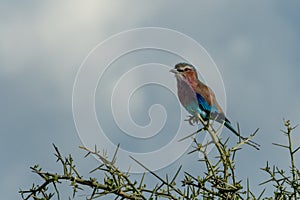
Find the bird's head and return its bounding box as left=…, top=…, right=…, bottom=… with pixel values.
left=170, top=63, right=198, bottom=81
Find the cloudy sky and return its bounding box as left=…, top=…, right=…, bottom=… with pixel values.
left=1, top=1, right=300, bottom=199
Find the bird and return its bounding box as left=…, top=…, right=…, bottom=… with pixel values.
left=170, top=62, right=260, bottom=149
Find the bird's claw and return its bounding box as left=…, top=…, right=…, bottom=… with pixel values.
left=185, top=115, right=200, bottom=126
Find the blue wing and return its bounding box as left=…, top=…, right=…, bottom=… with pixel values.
left=196, top=93, right=219, bottom=118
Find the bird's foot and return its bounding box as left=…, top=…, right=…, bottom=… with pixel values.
left=185, top=115, right=200, bottom=126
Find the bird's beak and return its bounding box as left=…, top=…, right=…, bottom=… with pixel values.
left=169, top=69, right=178, bottom=74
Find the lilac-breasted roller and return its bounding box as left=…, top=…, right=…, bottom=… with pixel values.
left=170, top=62, right=259, bottom=149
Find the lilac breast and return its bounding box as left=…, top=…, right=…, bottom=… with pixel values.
left=176, top=76, right=200, bottom=116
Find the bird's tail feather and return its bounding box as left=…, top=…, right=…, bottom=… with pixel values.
left=224, top=120, right=260, bottom=150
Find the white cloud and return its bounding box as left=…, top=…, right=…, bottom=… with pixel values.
left=0, top=1, right=163, bottom=76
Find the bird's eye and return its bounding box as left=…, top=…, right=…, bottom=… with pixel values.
left=184, top=68, right=191, bottom=71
